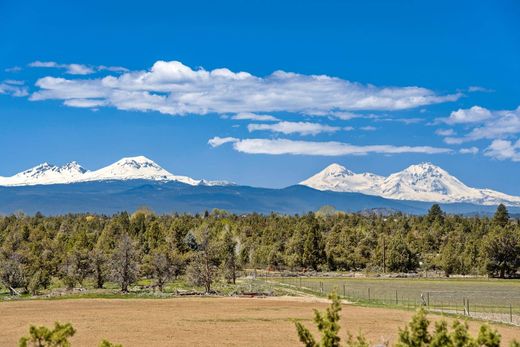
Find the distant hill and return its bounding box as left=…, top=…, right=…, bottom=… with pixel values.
left=1, top=180, right=518, bottom=216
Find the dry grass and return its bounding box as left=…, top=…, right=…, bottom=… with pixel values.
left=1, top=297, right=519, bottom=346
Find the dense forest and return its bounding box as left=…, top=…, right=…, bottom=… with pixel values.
left=1, top=204, right=519, bottom=295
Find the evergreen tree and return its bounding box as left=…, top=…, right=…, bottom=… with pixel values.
left=110, top=233, right=139, bottom=292
left=427, top=204, right=444, bottom=224
left=18, top=322, right=75, bottom=347
left=302, top=214, right=325, bottom=271
left=493, top=204, right=510, bottom=227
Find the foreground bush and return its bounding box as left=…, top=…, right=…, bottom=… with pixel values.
left=18, top=322, right=121, bottom=347
left=295, top=293, right=519, bottom=347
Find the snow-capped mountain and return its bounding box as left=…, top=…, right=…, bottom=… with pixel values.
left=301, top=162, right=520, bottom=206
left=0, top=161, right=88, bottom=186
left=300, top=163, right=384, bottom=195
left=0, top=156, right=230, bottom=187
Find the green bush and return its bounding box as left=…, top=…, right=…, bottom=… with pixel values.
left=296, top=295, right=519, bottom=347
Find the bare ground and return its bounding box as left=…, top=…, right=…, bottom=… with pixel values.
left=1, top=296, right=518, bottom=346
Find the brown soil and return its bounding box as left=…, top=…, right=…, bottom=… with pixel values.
left=1, top=296, right=518, bottom=346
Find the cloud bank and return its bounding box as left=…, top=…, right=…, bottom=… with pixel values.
left=208, top=137, right=452, bottom=156
left=29, top=60, right=460, bottom=116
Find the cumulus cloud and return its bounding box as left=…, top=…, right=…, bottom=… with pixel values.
left=29, top=61, right=127, bottom=75
left=209, top=137, right=452, bottom=156
left=208, top=136, right=239, bottom=147
left=440, top=106, right=520, bottom=145
left=247, top=121, right=340, bottom=135
left=360, top=126, right=377, bottom=131
left=459, top=147, right=479, bottom=155
left=439, top=106, right=493, bottom=124
left=484, top=139, right=520, bottom=162
left=0, top=80, right=28, bottom=97
left=28, top=60, right=460, bottom=116
left=231, top=112, right=279, bottom=121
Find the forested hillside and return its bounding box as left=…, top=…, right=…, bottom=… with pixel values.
left=1, top=204, right=519, bottom=295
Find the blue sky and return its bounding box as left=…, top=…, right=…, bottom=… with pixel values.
left=1, top=0, right=520, bottom=192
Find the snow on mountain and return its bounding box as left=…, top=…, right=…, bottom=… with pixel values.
left=301, top=162, right=520, bottom=206
left=0, top=156, right=229, bottom=187
left=300, top=163, right=384, bottom=195
left=0, top=161, right=88, bottom=186
left=81, top=156, right=187, bottom=183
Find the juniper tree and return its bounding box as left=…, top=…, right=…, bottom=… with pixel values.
left=493, top=204, right=510, bottom=228
left=110, top=233, right=139, bottom=292
left=18, top=322, right=75, bottom=347
left=186, top=225, right=220, bottom=293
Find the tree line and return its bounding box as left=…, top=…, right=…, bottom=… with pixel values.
left=0, top=204, right=519, bottom=294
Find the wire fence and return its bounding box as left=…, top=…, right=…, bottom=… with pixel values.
left=274, top=276, right=520, bottom=326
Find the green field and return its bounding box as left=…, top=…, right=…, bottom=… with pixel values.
left=272, top=276, right=520, bottom=325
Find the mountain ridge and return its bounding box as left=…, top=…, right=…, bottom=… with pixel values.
left=0, top=156, right=230, bottom=187
left=2, top=157, right=519, bottom=208
left=301, top=162, right=520, bottom=206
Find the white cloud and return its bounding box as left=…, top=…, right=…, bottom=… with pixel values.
left=464, top=108, right=520, bottom=140
left=468, top=86, right=493, bottom=93
left=28, top=60, right=460, bottom=116
left=247, top=121, right=340, bottom=135
left=377, top=117, right=423, bottom=124
left=65, top=63, right=95, bottom=75
left=459, top=147, right=479, bottom=155
left=208, top=136, right=239, bottom=147
left=231, top=112, right=279, bottom=121
left=0, top=80, right=28, bottom=97
left=29, top=61, right=127, bottom=75
left=435, top=128, right=456, bottom=136
left=63, top=98, right=108, bottom=108
left=440, top=106, right=520, bottom=144
left=343, top=126, right=354, bottom=131
left=360, top=126, right=376, bottom=131
left=484, top=139, right=520, bottom=162
left=210, top=137, right=452, bottom=156
left=439, top=106, right=493, bottom=124
left=98, top=65, right=129, bottom=73
left=5, top=66, right=22, bottom=73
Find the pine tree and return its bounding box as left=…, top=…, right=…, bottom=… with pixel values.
left=493, top=204, right=510, bottom=227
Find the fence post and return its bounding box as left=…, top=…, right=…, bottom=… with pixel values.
left=368, top=287, right=371, bottom=302
left=320, top=281, right=323, bottom=294
left=299, top=277, right=301, bottom=288
left=343, top=283, right=346, bottom=298
left=395, top=290, right=398, bottom=305
left=427, top=292, right=430, bottom=307
left=510, top=304, right=513, bottom=323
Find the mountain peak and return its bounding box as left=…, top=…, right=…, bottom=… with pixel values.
left=301, top=163, right=383, bottom=195
left=114, top=156, right=158, bottom=166
left=0, top=156, right=228, bottom=187
left=300, top=162, right=520, bottom=206
left=61, top=161, right=87, bottom=174
left=322, top=163, right=354, bottom=176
